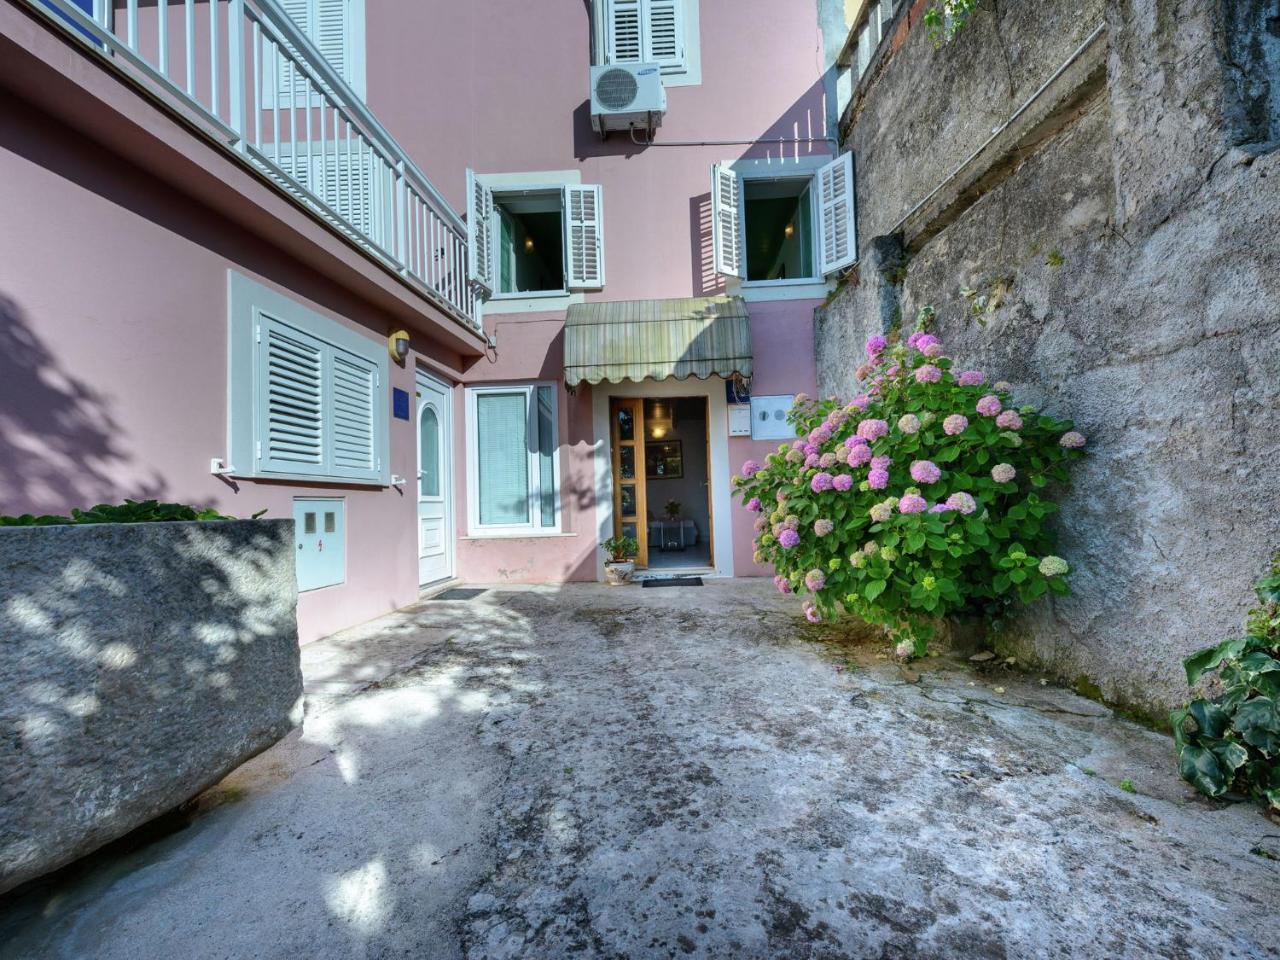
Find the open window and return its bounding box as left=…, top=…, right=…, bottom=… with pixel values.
left=467, top=173, right=604, bottom=299
left=712, top=154, right=857, bottom=283
left=595, top=0, right=700, bottom=84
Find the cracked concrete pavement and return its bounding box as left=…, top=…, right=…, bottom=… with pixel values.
left=2, top=579, right=1278, bottom=959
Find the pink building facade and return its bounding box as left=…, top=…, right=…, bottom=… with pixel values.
left=0, top=0, right=851, bottom=641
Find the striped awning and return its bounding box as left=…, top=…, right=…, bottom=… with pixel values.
left=563, top=296, right=753, bottom=385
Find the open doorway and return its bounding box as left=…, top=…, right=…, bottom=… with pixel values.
left=609, top=395, right=713, bottom=572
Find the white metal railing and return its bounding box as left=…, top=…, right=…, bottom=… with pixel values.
left=26, top=0, right=479, bottom=330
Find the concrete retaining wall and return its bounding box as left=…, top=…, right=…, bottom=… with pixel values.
left=818, top=0, right=1280, bottom=716
left=0, top=519, right=303, bottom=894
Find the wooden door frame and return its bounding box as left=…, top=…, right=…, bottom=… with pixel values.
left=609, top=397, right=648, bottom=567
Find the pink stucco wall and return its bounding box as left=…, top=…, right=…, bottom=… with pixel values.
left=0, top=91, right=456, bottom=643
left=363, top=0, right=829, bottom=581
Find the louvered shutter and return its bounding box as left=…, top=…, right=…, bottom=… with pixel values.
left=466, top=169, right=496, bottom=296
left=275, top=0, right=312, bottom=103
left=329, top=349, right=379, bottom=480
left=313, top=0, right=349, bottom=80
left=711, top=164, right=744, bottom=278
left=563, top=184, right=605, bottom=289
left=643, top=0, right=684, bottom=73
left=817, top=152, right=857, bottom=275
left=258, top=315, right=326, bottom=475
left=604, top=0, right=643, bottom=62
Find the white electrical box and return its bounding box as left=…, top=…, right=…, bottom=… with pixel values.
left=749, top=395, right=796, bottom=441
left=728, top=405, right=752, bottom=437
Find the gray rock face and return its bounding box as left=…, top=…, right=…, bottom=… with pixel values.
left=0, top=520, right=302, bottom=894
left=818, top=0, right=1280, bottom=716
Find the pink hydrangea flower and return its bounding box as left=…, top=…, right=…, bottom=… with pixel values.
left=898, top=414, right=921, bottom=434
left=855, top=363, right=873, bottom=381
left=946, top=492, right=977, bottom=515
left=784, top=515, right=800, bottom=529
left=922, top=342, right=944, bottom=358
left=868, top=468, right=890, bottom=490
left=915, top=364, right=942, bottom=384
left=976, top=395, right=1002, bottom=417
left=746, top=497, right=762, bottom=511
left=991, top=463, right=1017, bottom=483
left=993, top=381, right=1012, bottom=393
left=910, top=460, right=942, bottom=484
left=819, top=452, right=837, bottom=469
left=1060, top=431, right=1087, bottom=448
left=811, top=472, right=834, bottom=492
left=907, top=332, right=941, bottom=352
left=996, top=410, right=1023, bottom=430
left=845, top=435, right=868, bottom=449
left=803, top=601, right=822, bottom=623
left=866, top=335, right=888, bottom=358
left=857, top=418, right=889, bottom=441
left=869, top=501, right=894, bottom=523
left=832, top=473, right=855, bottom=492
left=754, top=516, right=768, bottom=531
left=804, top=443, right=820, bottom=457
left=871, top=455, right=891, bottom=471
left=741, top=459, right=762, bottom=477
left=804, top=453, right=820, bottom=468
left=899, top=493, right=928, bottom=514
left=785, top=449, right=803, bottom=463
left=848, top=445, right=873, bottom=467
left=805, top=569, right=827, bottom=591
left=829, top=408, right=849, bottom=427
left=929, top=503, right=951, bottom=513
left=957, top=370, right=985, bottom=386
left=779, top=529, right=801, bottom=549
left=814, top=519, right=834, bottom=537
left=810, top=425, right=833, bottom=444
left=943, top=414, right=969, bottom=435
left=774, top=575, right=792, bottom=594
left=851, top=394, right=871, bottom=409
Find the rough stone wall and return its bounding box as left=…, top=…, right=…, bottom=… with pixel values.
left=817, top=0, right=1280, bottom=716
left=0, top=520, right=303, bottom=893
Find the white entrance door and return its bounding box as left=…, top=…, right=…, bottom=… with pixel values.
left=417, top=372, right=453, bottom=585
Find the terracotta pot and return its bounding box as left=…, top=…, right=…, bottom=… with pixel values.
left=604, top=560, right=635, bottom=585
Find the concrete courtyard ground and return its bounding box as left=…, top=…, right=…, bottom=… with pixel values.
left=2, top=579, right=1278, bottom=959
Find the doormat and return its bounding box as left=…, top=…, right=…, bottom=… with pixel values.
left=433, top=588, right=487, bottom=601
left=641, top=577, right=704, bottom=588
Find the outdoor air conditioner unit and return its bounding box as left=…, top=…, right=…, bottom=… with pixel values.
left=590, top=63, right=666, bottom=138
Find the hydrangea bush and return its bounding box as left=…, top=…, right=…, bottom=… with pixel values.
left=733, top=330, right=1086, bottom=656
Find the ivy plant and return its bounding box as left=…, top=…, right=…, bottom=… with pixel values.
left=1171, top=554, right=1280, bottom=814
left=923, top=0, right=981, bottom=45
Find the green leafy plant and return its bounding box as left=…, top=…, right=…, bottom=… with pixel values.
left=923, top=0, right=981, bottom=45
left=1171, top=554, right=1280, bottom=814
left=733, top=328, right=1086, bottom=656
left=601, top=535, right=639, bottom=563
left=664, top=499, right=682, bottom=520
left=0, top=499, right=252, bottom=526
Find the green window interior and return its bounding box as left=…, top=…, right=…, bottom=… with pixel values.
left=494, top=192, right=564, bottom=294
left=743, top=177, right=815, bottom=282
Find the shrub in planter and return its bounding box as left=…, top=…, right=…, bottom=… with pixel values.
left=0, top=499, right=247, bottom=526
left=733, top=330, right=1086, bottom=655
left=1171, top=554, right=1280, bottom=814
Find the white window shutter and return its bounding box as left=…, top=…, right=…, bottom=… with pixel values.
left=313, top=0, right=349, bottom=79
left=604, top=0, right=642, bottom=62
left=818, top=152, right=857, bottom=275
left=329, top=349, right=378, bottom=479
left=644, top=0, right=684, bottom=72
left=258, top=315, right=326, bottom=476
left=466, top=169, right=495, bottom=296
left=563, top=185, right=605, bottom=290
left=711, top=164, right=744, bottom=278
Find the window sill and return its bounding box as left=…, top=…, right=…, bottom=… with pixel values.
left=222, top=470, right=388, bottom=488
left=737, top=280, right=832, bottom=303
left=482, top=291, right=585, bottom=315
left=459, top=531, right=577, bottom=541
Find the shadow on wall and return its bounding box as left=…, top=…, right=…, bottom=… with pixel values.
left=0, top=294, right=165, bottom=516
left=689, top=192, right=726, bottom=297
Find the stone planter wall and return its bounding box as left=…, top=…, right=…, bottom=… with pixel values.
left=0, top=519, right=303, bottom=894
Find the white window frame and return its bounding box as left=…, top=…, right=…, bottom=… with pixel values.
left=268, top=0, right=367, bottom=104
left=592, top=0, right=702, bottom=87
left=465, top=382, right=562, bottom=537
left=226, top=271, right=390, bottom=486
left=713, top=155, right=857, bottom=298
left=467, top=170, right=604, bottom=314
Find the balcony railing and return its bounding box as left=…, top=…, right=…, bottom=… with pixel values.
left=25, top=0, right=479, bottom=331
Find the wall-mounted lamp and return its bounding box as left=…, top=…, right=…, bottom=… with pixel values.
left=388, top=329, right=410, bottom=364
left=784, top=222, right=795, bottom=238
left=523, top=236, right=536, bottom=252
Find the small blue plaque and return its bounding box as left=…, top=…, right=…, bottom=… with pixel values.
left=392, top=387, right=411, bottom=421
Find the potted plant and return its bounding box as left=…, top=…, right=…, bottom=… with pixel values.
left=602, top=534, right=639, bottom=585
left=664, top=499, right=682, bottom=521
